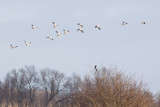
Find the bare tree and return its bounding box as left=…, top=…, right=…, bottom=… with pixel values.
left=8, top=69, right=27, bottom=107
left=2, top=72, right=16, bottom=107
left=0, top=80, right=3, bottom=106
left=19, top=65, right=40, bottom=106
left=39, top=68, right=68, bottom=107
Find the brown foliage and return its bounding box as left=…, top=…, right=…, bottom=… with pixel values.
left=71, top=67, right=157, bottom=107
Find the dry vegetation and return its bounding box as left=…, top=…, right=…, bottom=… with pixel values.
left=0, top=65, right=160, bottom=107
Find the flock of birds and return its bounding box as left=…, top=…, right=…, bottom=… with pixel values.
left=9, top=21, right=147, bottom=71
left=10, top=21, right=147, bottom=49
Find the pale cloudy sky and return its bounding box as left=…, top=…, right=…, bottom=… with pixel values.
left=0, top=0, right=160, bottom=93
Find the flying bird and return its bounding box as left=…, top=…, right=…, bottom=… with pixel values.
left=52, top=22, right=59, bottom=28
left=31, top=24, right=38, bottom=29
left=94, top=65, right=98, bottom=71
left=63, top=30, right=69, bottom=34
left=24, top=41, right=31, bottom=46
left=122, top=21, right=128, bottom=25
left=77, top=23, right=83, bottom=27
left=77, top=28, right=84, bottom=33
left=142, top=21, right=146, bottom=24
left=56, top=31, right=62, bottom=36
left=10, top=45, right=18, bottom=49
left=95, top=25, right=101, bottom=30
left=46, top=36, right=53, bottom=40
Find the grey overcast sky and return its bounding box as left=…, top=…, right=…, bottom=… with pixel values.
left=0, top=0, right=160, bottom=93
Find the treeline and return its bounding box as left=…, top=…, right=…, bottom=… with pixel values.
left=0, top=65, right=160, bottom=107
